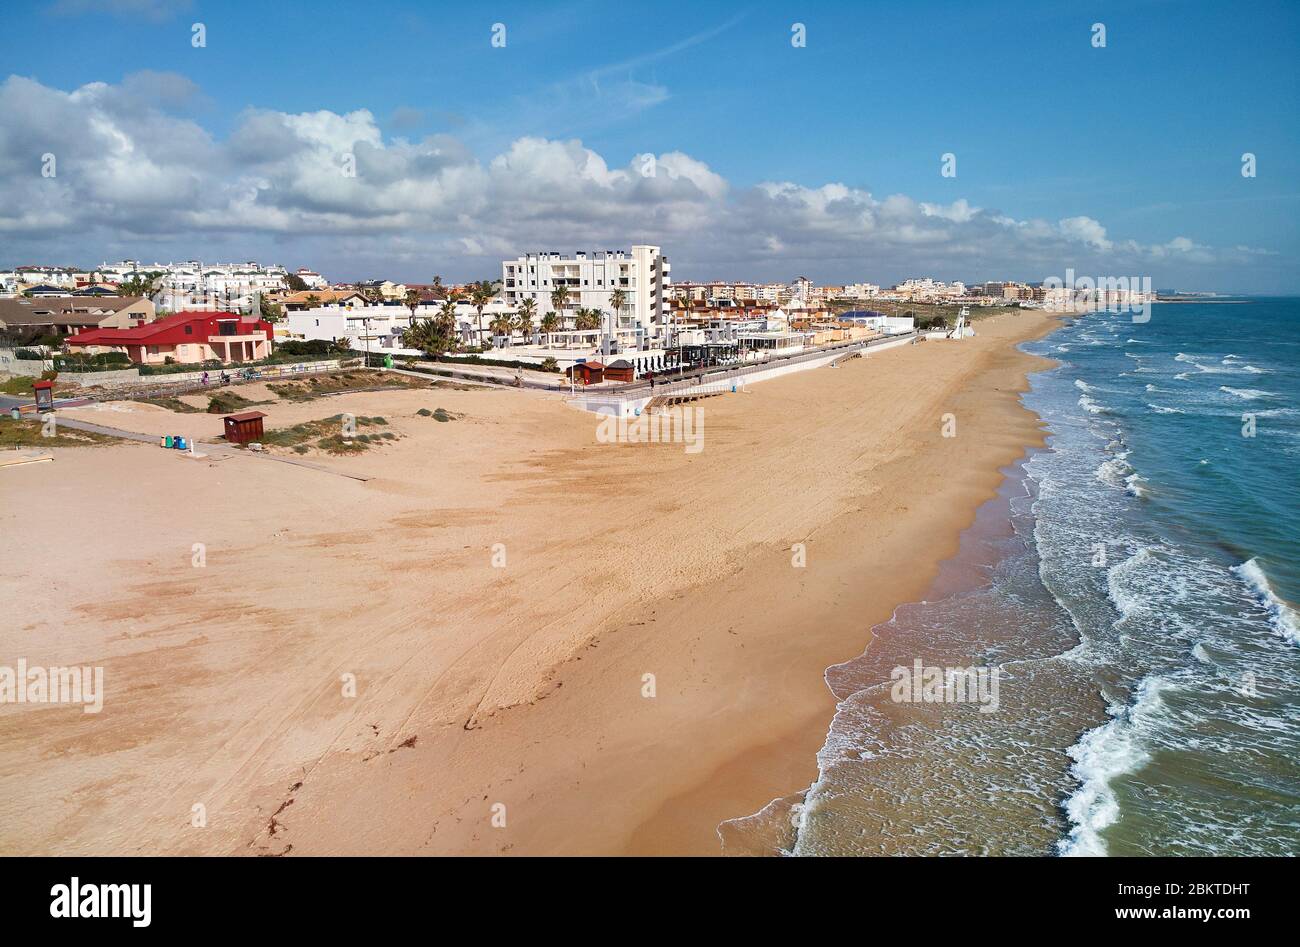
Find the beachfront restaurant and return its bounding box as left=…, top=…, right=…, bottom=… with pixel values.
left=736, top=330, right=811, bottom=356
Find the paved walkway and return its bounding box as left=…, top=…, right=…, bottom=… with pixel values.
left=42, top=413, right=374, bottom=482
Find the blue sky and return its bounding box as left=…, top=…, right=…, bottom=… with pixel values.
left=1, top=0, right=1297, bottom=291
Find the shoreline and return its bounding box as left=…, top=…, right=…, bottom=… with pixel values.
left=618, top=314, right=1065, bottom=855
left=716, top=450, right=1053, bottom=856
left=0, top=310, right=1062, bottom=856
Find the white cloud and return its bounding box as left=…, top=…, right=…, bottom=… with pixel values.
left=1057, top=215, right=1112, bottom=251
left=0, top=74, right=1278, bottom=287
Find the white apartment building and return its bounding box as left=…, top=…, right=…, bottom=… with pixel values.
left=501, top=246, right=671, bottom=341
left=96, top=260, right=291, bottom=312
left=294, top=268, right=328, bottom=290
left=14, top=266, right=79, bottom=288
left=285, top=300, right=518, bottom=351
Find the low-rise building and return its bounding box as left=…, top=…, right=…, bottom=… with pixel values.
left=0, top=296, right=155, bottom=341
left=281, top=290, right=370, bottom=311
left=66, top=312, right=274, bottom=365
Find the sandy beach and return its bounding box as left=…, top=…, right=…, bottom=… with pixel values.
left=0, top=310, right=1059, bottom=856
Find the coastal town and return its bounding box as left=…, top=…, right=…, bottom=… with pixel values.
left=0, top=252, right=1155, bottom=402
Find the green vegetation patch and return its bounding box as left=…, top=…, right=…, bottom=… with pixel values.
left=206, top=390, right=257, bottom=414
left=140, top=396, right=205, bottom=414
left=255, top=413, right=402, bottom=455
left=266, top=370, right=432, bottom=402
left=0, top=418, right=120, bottom=448
left=417, top=407, right=462, bottom=422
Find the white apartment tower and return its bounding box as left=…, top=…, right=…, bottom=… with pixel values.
left=501, top=246, right=671, bottom=340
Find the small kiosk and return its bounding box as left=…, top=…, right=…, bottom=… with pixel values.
left=566, top=361, right=605, bottom=386
left=604, top=359, right=635, bottom=384
left=32, top=379, right=55, bottom=414
left=222, top=410, right=268, bottom=444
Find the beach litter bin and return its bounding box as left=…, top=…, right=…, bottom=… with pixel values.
left=164, top=435, right=174, bottom=448
left=9, top=408, right=18, bottom=421
left=175, top=436, right=187, bottom=450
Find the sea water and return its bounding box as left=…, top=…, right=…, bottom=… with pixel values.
left=720, top=300, right=1300, bottom=856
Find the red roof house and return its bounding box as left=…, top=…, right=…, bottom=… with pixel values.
left=66, top=311, right=274, bottom=365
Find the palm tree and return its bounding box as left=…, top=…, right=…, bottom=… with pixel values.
left=549, top=283, right=570, bottom=331
left=516, top=298, right=537, bottom=344
left=119, top=271, right=160, bottom=299
left=304, top=293, right=322, bottom=310
left=400, top=319, right=432, bottom=351
left=608, top=287, right=627, bottom=326
left=437, top=296, right=460, bottom=348
left=490, top=313, right=514, bottom=343
left=403, top=288, right=421, bottom=324
left=575, top=308, right=601, bottom=332
left=540, top=312, right=558, bottom=345
left=468, top=280, right=495, bottom=349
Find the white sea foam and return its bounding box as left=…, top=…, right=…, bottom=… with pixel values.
left=1059, top=676, right=1167, bottom=857
left=1148, top=404, right=1184, bottom=415
left=1074, top=379, right=1096, bottom=393
left=1107, top=548, right=1156, bottom=618
left=1233, top=559, right=1300, bottom=647
left=1095, top=452, right=1133, bottom=489
left=1078, top=394, right=1108, bottom=415
left=1219, top=386, right=1272, bottom=401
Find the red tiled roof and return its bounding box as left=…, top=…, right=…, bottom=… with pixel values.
left=70, top=311, right=271, bottom=346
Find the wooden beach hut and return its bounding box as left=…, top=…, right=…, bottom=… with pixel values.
left=566, top=361, right=605, bottom=386
left=222, top=410, right=268, bottom=444
left=604, top=359, right=635, bottom=384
